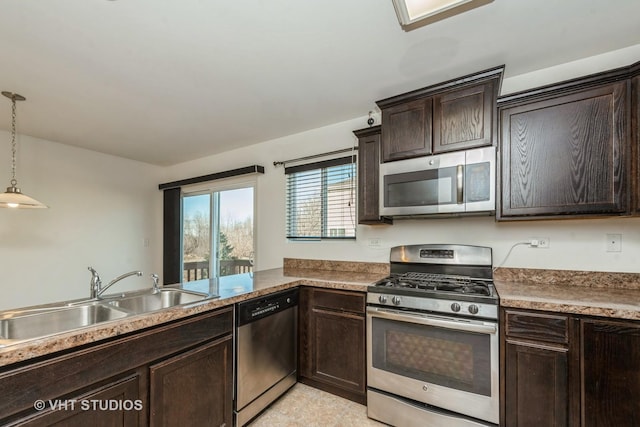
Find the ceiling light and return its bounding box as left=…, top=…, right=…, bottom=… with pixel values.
left=392, top=0, right=493, bottom=30
left=0, top=92, right=47, bottom=209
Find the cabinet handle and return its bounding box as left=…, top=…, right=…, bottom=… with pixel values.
left=456, top=165, right=464, bottom=204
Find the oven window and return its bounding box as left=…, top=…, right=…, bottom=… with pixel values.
left=384, top=166, right=457, bottom=207
left=371, top=316, right=491, bottom=396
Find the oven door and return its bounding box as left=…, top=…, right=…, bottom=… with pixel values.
left=367, top=306, right=499, bottom=424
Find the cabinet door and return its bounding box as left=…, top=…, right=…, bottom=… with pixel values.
left=504, top=342, right=568, bottom=427
left=309, top=309, right=365, bottom=401
left=149, top=335, right=233, bottom=427
left=381, top=98, right=433, bottom=162
left=581, top=319, right=640, bottom=427
left=16, top=375, right=141, bottom=427
left=633, top=74, right=640, bottom=214
left=354, top=126, right=391, bottom=224
left=433, top=80, right=495, bottom=153
left=299, top=288, right=366, bottom=404
left=499, top=82, right=629, bottom=219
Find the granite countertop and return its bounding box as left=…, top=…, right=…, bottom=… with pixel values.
left=0, top=263, right=387, bottom=368
left=494, top=268, right=640, bottom=321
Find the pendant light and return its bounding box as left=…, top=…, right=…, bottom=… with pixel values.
left=0, top=91, right=47, bottom=209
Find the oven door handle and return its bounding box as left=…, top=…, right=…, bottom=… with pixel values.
left=367, top=307, right=497, bottom=335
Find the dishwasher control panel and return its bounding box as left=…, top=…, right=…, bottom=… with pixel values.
left=236, top=288, right=299, bottom=326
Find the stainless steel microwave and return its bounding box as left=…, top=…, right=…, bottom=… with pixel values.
left=379, top=146, right=495, bottom=216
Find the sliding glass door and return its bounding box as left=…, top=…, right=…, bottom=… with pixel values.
left=182, top=184, right=254, bottom=282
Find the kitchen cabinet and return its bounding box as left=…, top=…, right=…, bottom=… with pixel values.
left=498, top=75, right=630, bottom=220
left=502, top=308, right=640, bottom=427
left=433, top=79, right=497, bottom=153
left=149, top=335, right=232, bottom=426
left=298, top=287, right=366, bottom=404
left=380, top=98, right=433, bottom=161
left=632, top=66, right=640, bottom=214
left=377, top=66, right=503, bottom=162
left=353, top=125, right=392, bottom=225
left=0, top=307, right=233, bottom=426
left=13, top=375, right=141, bottom=427
left=502, top=309, right=576, bottom=427
left=581, top=318, right=640, bottom=427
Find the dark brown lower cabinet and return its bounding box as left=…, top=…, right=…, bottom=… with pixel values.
left=503, top=309, right=573, bottom=427
left=503, top=308, right=640, bottom=427
left=581, top=319, right=640, bottom=427
left=0, top=307, right=233, bottom=427
left=298, top=287, right=366, bottom=404
left=504, top=342, right=568, bottom=427
left=15, top=374, right=141, bottom=427
left=150, top=335, right=233, bottom=427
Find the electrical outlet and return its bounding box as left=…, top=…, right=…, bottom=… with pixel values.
left=606, top=234, right=622, bottom=252
left=529, top=237, right=550, bottom=248
left=368, top=238, right=382, bottom=248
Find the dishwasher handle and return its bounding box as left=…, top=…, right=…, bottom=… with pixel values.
left=236, top=288, right=298, bottom=326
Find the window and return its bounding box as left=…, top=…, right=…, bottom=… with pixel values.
left=182, top=182, right=255, bottom=282
left=286, top=156, right=356, bottom=240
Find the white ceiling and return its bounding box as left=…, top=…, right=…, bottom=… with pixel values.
left=1, top=1, right=640, bottom=166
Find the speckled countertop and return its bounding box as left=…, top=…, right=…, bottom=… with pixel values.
left=0, top=260, right=387, bottom=368
left=6, top=260, right=639, bottom=368
left=494, top=268, right=640, bottom=321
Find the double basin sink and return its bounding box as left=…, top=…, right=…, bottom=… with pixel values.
left=0, top=289, right=211, bottom=344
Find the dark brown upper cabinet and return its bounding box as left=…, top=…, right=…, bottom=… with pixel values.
left=632, top=64, right=640, bottom=214
left=498, top=70, right=631, bottom=220
left=380, top=98, right=433, bottom=161
left=377, top=66, right=504, bottom=163
left=433, top=79, right=496, bottom=153
left=353, top=125, right=392, bottom=225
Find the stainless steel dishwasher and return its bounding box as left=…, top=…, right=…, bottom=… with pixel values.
left=234, top=288, right=298, bottom=427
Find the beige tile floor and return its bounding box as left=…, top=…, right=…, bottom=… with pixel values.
left=248, top=383, right=388, bottom=427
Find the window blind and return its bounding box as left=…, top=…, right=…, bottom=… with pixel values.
left=285, top=156, right=356, bottom=240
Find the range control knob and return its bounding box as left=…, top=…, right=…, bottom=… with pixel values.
left=468, top=304, right=479, bottom=315
left=378, top=295, right=388, bottom=304
left=392, top=296, right=402, bottom=306
left=450, top=302, right=461, bottom=312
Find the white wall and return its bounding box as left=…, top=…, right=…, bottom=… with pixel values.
left=164, top=44, right=640, bottom=275
left=0, top=133, right=163, bottom=310
left=3, top=44, right=640, bottom=311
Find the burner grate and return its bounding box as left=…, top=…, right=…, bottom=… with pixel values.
left=393, top=272, right=492, bottom=296
left=403, top=272, right=472, bottom=285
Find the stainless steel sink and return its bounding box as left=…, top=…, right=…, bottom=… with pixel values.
left=107, top=289, right=208, bottom=314
left=0, top=303, right=130, bottom=341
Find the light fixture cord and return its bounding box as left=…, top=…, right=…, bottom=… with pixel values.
left=10, top=97, right=17, bottom=187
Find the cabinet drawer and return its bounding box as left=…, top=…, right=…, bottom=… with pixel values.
left=309, top=288, right=365, bottom=314
left=505, top=310, right=569, bottom=345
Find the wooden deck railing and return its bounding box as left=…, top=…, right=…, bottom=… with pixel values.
left=183, top=259, right=253, bottom=282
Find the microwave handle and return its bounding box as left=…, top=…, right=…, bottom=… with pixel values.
left=456, top=164, right=464, bottom=204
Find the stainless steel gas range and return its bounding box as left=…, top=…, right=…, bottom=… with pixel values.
left=367, top=244, right=499, bottom=427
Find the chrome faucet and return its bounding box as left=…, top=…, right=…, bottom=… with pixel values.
left=88, top=267, right=143, bottom=299
left=150, top=273, right=161, bottom=293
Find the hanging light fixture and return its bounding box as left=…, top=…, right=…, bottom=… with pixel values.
left=0, top=91, right=47, bottom=209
